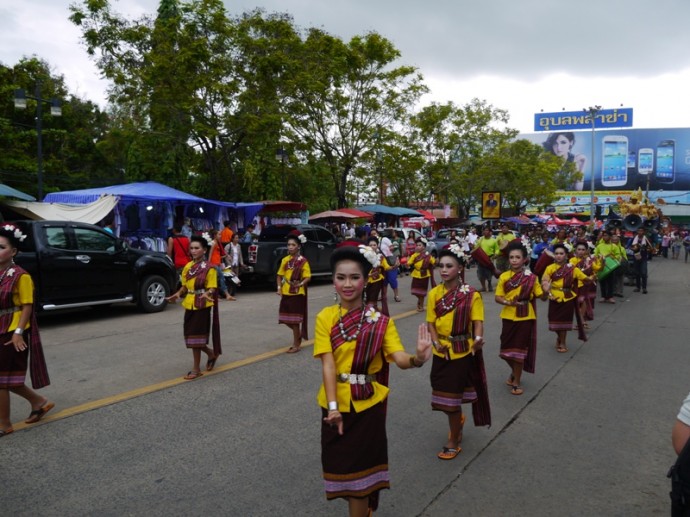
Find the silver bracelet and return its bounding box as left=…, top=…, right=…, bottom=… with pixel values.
left=327, top=401, right=338, bottom=411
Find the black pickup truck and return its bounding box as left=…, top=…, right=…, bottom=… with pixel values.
left=242, top=224, right=338, bottom=283
left=13, top=220, right=176, bottom=313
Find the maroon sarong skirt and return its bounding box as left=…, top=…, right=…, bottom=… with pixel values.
left=183, top=308, right=211, bottom=348
left=499, top=319, right=533, bottom=364
left=0, top=331, right=29, bottom=388
left=548, top=298, right=576, bottom=332
left=366, top=281, right=384, bottom=306
left=321, top=402, right=389, bottom=509
left=278, top=294, right=306, bottom=326
left=410, top=276, right=430, bottom=297
left=430, top=354, right=477, bottom=412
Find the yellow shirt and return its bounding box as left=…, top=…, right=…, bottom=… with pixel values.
left=277, top=255, right=311, bottom=296
left=426, top=285, right=483, bottom=360
left=543, top=263, right=588, bottom=302
left=180, top=261, right=218, bottom=310
left=569, top=256, right=602, bottom=288
left=1, top=272, right=33, bottom=333
left=408, top=252, right=435, bottom=279
left=313, top=305, right=404, bottom=413
left=495, top=270, right=543, bottom=321
left=496, top=233, right=515, bottom=249
left=368, top=256, right=392, bottom=284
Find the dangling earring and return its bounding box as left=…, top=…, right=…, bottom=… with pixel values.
left=363, top=290, right=367, bottom=304
left=333, top=290, right=339, bottom=303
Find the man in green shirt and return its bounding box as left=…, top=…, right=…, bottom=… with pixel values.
left=474, top=227, right=499, bottom=291
left=495, top=224, right=516, bottom=272
left=594, top=230, right=619, bottom=303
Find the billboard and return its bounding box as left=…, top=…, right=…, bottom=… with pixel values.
left=534, top=108, right=633, bottom=132
left=520, top=127, right=690, bottom=191
left=481, top=191, right=501, bottom=219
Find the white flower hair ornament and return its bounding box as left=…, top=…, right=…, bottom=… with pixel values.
left=564, top=241, right=574, bottom=253
left=520, top=235, right=532, bottom=255
left=1, top=224, right=27, bottom=242
left=448, top=243, right=466, bottom=262
left=419, top=236, right=428, bottom=245
left=201, top=232, right=213, bottom=246
left=298, top=234, right=307, bottom=244
left=358, top=245, right=381, bottom=268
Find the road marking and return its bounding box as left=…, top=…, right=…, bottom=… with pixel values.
left=13, top=308, right=422, bottom=431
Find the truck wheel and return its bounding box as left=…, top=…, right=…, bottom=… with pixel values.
left=138, top=275, right=169, bottom=313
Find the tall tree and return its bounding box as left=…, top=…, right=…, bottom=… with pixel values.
left=478, top=139, right=571, bottom=215
left=284, top=30, right=427, bottom=208
left=409, top=99, right=517, bottom=217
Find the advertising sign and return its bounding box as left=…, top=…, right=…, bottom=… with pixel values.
left=520, top=127, right=690, bottom=191
left=534, top=108, right=633, bottom=132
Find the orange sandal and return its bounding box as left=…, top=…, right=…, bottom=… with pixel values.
left=184, top=371, right=203, bottom=380
left=438, top=445, right=462, bottom=460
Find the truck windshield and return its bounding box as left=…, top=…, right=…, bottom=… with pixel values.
left=258, top=226, right=295, bottom=242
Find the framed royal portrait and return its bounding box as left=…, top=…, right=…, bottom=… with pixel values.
left=482, top=191, right=501, bottom=220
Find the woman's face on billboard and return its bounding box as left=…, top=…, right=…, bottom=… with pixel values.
left=552, top=135, right=572, bottom=157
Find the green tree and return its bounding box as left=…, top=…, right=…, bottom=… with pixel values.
left=478, top=139, right=570, bottom=215
left=284, top=30, right=428, bottom=208
left=0, top=57, right=113, bottom=197
left=409, top=99, right=517, bottom=218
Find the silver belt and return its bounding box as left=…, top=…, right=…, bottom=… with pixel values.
left=0, top=307, right=19, bottom=316
left=337, top=373, right=376, bottom=385
left=192, top=289, right=207, bottom=294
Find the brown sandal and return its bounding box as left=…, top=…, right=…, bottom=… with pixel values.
left=184, top=371, right=203, bottom=380
left=25, top=401, right=55, bottom=424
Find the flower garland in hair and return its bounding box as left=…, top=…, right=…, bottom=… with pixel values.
left=358, top=245, right=381, bottom=268
left=298, top=234, right=307, bottom=244
left=448, top=243, right=467, bottom=264
left=520, top=235, right=532, bottom=257
left=1, top=224, right=27, bottom=242
left=201, top=232, right=213, bottom=247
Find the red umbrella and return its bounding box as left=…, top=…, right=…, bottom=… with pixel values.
left=337, top=208, right=374, bottom=219
left=568, top=217, right=587, bottom=226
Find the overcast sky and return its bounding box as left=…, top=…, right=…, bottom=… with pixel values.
left=2, top=0, right=689, bottom=132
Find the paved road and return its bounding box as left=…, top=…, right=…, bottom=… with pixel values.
left=1, top=259, right=688, bottom=516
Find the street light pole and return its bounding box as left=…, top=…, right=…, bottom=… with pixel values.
left=584, top=105, right=602, bottom=225
left=14, top=81, right=62, bottom=201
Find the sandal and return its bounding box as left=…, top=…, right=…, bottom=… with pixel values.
left=394, top=296, right=402, bottom=302
left=184, top=371, right=203, bottom=380
left=556, top=345, right=568, bottom=353
left=437, top=445, right=462, bottom=460
left=0, top=428, right=14, bottom=438
left=511, top=385, right=524, bottom=396
left=286, top=346, right=301, bottom=354
left=25, top=401, right=55, bottom=424
left=583, top=323, right=591, bottom=329
left=206, top=355, right=218, bottom=371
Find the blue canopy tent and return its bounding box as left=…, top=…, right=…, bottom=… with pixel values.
left=44, top=182, right=236, bottom=242
left=357, top=204, right=423, bottom=217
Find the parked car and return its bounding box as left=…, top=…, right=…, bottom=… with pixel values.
left=430, top=228, right=466, bottom=252
left=14, top=220, right=176, bottom=313
left=380, top=227, right=437, bottom=256
left=241, top=224, right=337, bottom=283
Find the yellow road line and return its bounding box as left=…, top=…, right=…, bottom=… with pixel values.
left=13, top=308, right=421, bottom=431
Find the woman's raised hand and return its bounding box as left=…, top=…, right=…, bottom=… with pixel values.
left=416, top=323, right=433, bottom=363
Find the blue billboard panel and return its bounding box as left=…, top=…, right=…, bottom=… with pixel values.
left=520, top=127, right=690, bottom=191
left=534, top=108, right=633, bottom=132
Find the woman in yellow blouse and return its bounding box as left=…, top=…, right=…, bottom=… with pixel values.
left=364, top=237, right=392, bottom=315
left=166, top=235, right=221, bottom=379
left=408, top=237, right=436, bottom=311
left=276, top=231, right=311, bottom=353
left=495, top=241, right=547, bottom=396
left=315, top=246, right=432, bottom=516
left=427, top=246, right=490, bottom=461
left=570, top=241, right=602, bottom=329
left=542, top=243, right=593, bottom=353
left=0, top=224, right=52, bottom=437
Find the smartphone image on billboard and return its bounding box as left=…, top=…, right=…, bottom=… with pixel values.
left=627, top=150, right=637, bottom=172
left=601, top=135, right=628, bottom=187
left=656, top=140, right=675, bottom=184
left=638, top=148, right=654, bottom=176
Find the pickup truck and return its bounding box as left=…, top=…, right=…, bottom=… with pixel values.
left=242, top=224, right=337, bottom=283
left=13, top=220, right=177, bottom=313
